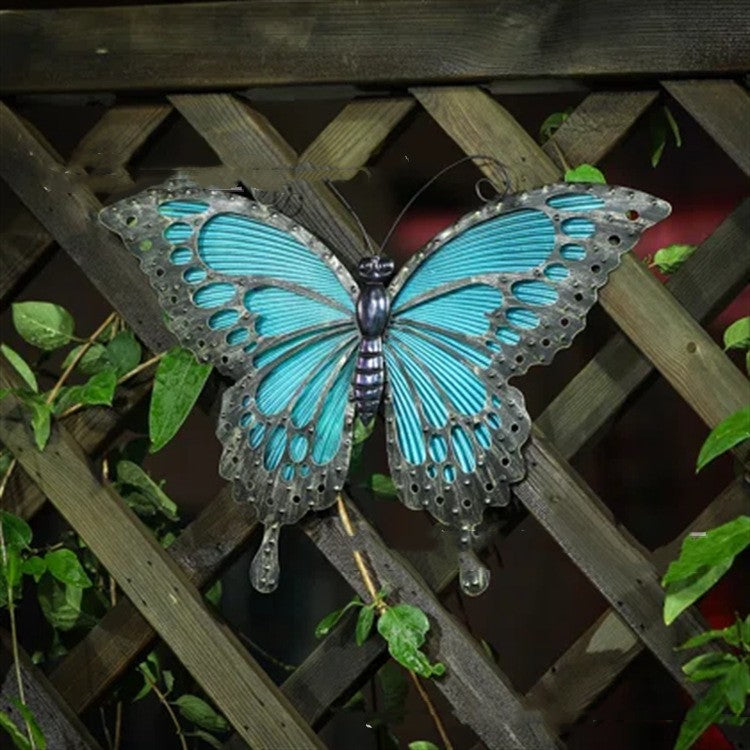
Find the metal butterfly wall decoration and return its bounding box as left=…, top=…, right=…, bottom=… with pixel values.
left=100, top=175, right=670, bottom=596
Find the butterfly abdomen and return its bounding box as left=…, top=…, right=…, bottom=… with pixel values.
left=354, top=337, right=384, bottom=424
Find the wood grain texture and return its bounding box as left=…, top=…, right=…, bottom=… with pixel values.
left=0, top=102, right=174, bottom=354
left=299, top=97, right=414, bottom=181
left=0, top=393, right=325, bottom=750
left=542, top=90, right=658, bottom=170
left=537, top=198, right=750, bottom=458
left=527, top=477, right=749, bottom=730
left=663, top=79, right=750, bottom=176
left=170, top=94, right=379, bottom=267
left=0, top=632, right=102, bottom=750
left=2, top=1, right=748, bottom=93
left=305, top=499, right=560, bottom=750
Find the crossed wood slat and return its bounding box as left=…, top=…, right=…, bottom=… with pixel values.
left=0, top=78, right=747, bottom=750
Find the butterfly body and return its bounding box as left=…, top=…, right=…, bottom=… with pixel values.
left=100, top=178, right=670, bottom=596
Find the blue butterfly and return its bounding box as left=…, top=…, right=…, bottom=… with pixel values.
left=100, top=178, right=670, bottom=595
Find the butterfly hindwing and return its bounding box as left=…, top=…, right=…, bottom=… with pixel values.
left=383, top=183, right=671, bottom=552
left=100, top=178, right=361, bottom=591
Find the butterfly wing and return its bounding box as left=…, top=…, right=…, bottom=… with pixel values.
left=383, top=183, right=671, bottom=593
left=100, top=178, right=361, bottom=591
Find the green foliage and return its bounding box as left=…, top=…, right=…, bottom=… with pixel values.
left=662, top=516, right=750, bottom=624
left=37, top=576, right=84, bottom=631
left=723, top=317, right=750, bottom=351
left=0, top=700, right=46, bottom=750
left=44, top=548, right=92, bottom=588
left=12, top=301, right=75, bottom=350
left=564, top=164, right=606, bottom=184
left=172, top=695, right=230, bottom=733
left=678, top=616, right=749, bottom=650
left=116, top=460, right=179, bottom=520
left=105, top=331, right=142, bottom=376
left=149, top=347, right=212, bottom=453
left=650, top=105, right=682, bottom=167
left=62, top=343, right=110, bottom=375
left=355, top=604, right=375, bottom=645
left=1, top=512, right=32, bottom=551
left=370, top=473, right=398, bottom=498
left=377, top=604, right=445, bottom=678
left=696, top=406, right=750, bottom=472
left=409, top=743, right=441, bottom=750
left=538, top=110, right=570, bottom=142
left=53, top=370, right=117, bottom=415
left=650, top=244, right=697, bottom=274
left=204, top=580, right=222, bottom=607
left=1, top=345, right=38, bottom=393
left=314, top=595, right=363, bottom=638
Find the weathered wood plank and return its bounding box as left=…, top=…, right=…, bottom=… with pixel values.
left=0, top=632, right=102, bottom=750
left=2, top=1, right=748, bottom=93
left=538, top=198, right=750, bottom=458
left=663, top=79, right=750, bottom=176
left=0, top=102, right=174, bottom=354
left=298, top=97, right=414, bottom=181
left=542, top=90, right=658, bottom=170
left=527, top=477, right=749, bottom=731
left=0, top=393, right=325, bottom=750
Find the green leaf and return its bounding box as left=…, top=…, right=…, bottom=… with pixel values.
left=163, top=669, right=175, bottom=695
left=664, top=105, right=682, bottom=148
left=377, top=604, right=445, bottom=678
left=53, top=369, right=117, bottom=415
left=44, top=549, right=92, bottom=588
left=106, top=331, right=141, bottom=377
left=12, top=301, right=75, bottom=351
left=650, top=110, right=668, bottom=167
left=116, top=460, right=179, bottom=521
left=355, top=605, right=375, bottom=646
left=678, top=623, right=744, bottom=651
left=21, top=556, right=47, bottom=583
left=723, top=660, right=750, bottom=715
left=134, top=661, right=156, bottom=702
left=172, top=695, right=229, bottom=733
left=1, top=547, right=22, bottom=589
left=149, top=348, right=212, bottom=453
left=353, top=417, right=375, bottom=446
left=697, top=408, right=750, bottom=472
left=184, top=730, right=224, bottom=749
left=37, top=576, right=83, bottom=631
left=0, top=710, right=32, bottom=750
left=314, top=596, right=362, bottom=638
left=409, top=742, right=441, bottom=750
left=61, top=343, right=110, bottom=376
left=724, top=317, right=750, bottom=351
left=538, top=111, right=568, bottom=142
left=204, top=580, right=222, bottom=607
left=1, top=345, right=38, bottom=393
left=0, top=512, right=32, bottom=551
left=0, top=451, right=12, bottom=480
left=650, top=244, right=697, bottom=274
left=564, top=164, right=606, bottom=184
left=377, top=661, right=408, bottom=724
left=16, top=394, right=52, bottom=451
left=682, top=652, right=738, bottom=681
left=11, top=701, right=46, bottom=750
left=675, top=671, right=734, bottom=750
left=370, top=473, right=397, bottom=498
left=664, top=559, right=733, bottom=626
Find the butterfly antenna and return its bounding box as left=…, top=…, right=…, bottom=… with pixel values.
left=380, top=154, right=511, bottom=253
left=324, top=179, right=375, bottom=256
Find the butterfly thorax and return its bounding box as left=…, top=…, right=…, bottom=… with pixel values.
left=354, top=256, right=394, bottom=424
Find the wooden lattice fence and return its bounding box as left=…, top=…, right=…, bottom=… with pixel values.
left=1, top=3, right=749, bottom=749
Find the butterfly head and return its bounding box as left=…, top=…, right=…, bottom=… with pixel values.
left=357, top=255, right=395, bottom=284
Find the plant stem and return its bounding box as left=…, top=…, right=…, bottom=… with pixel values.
left=408, top=670, right=454, bottom=750
left=140, top=668, right=188, bottom=750
left=237, top=631, right=298, bottom=673
left=550, top=139, right=572, bottom=173
left=46, top=312, right=117, bottom=405
left=0, top=462, right=35, bottom=749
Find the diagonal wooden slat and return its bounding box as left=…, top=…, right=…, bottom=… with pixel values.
left=2, top=1, right=749, bottom=93
left=0, top=102, right=172, bottom=308
left=0, top=390, right=325, bottom=750
left=662, top=79, right=750, bottom=176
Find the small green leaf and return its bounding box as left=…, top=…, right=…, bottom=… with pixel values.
left=355, top=605, right=375, bottom=646
left=21, top=556, right=47, bottom=583
left=664, top=105, right=682, bottom=148
left=675, top=672, right=734, bottom=750
left=664, top=560, right=733, bottom=626
left=0, top=710, right=32, bottom=750
left=723, top=661, right=750, bottom=715
left=538, top=111, right=569, bottom=143
left=116, top=460, right=179, bottom=521
left=650, top=110, right=668, bottom=167
left=11, top=701, right=46, bottom=750
left=678, top=621, right=744, bottom=651
left=370, top=473, right=397, bottom=498
left=682, top=652, right=738, bottom=681
left=697, top=408, right=750, bottom=472
left=172, top=695, right=229, bottom=733
left=162, top=670, right=175, bottom=695
left=12, top=301, right=75, bottom=351
left=377, top=604, right=445, bottom=678
left=315, top=608, right=345, bottom=639
left=184, top=730, right=224, bottom=749
left=106, top=331, right=141, bottom=377
left=61, top=343, right=110, bottom=375
left=353, top=417, right=375, bottom=446
left=1, top=345, right=38, bottom=393
left=204, top=580, right=222, bottom=607
left=0, top=512, right=32, bottom=551
left=1, top=547, right=22, bottom=588
left=564, top=164, right=606, bottom=184
left=134, top=661, right=155, bottom=701
left=54, top=369, right=117, bottom=415
left=650, top=244, right=697, bottom=274
left=724, top=317, right=750, bottom=351
left=44, top=549, right=92, bottom=588
left=409, top=742, right=441, bottom=750
left=149, top=348, right=212, bottom=453
left=16, top=394, right=52, bottom=451
left=37, top=576, right=83, bottom=631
